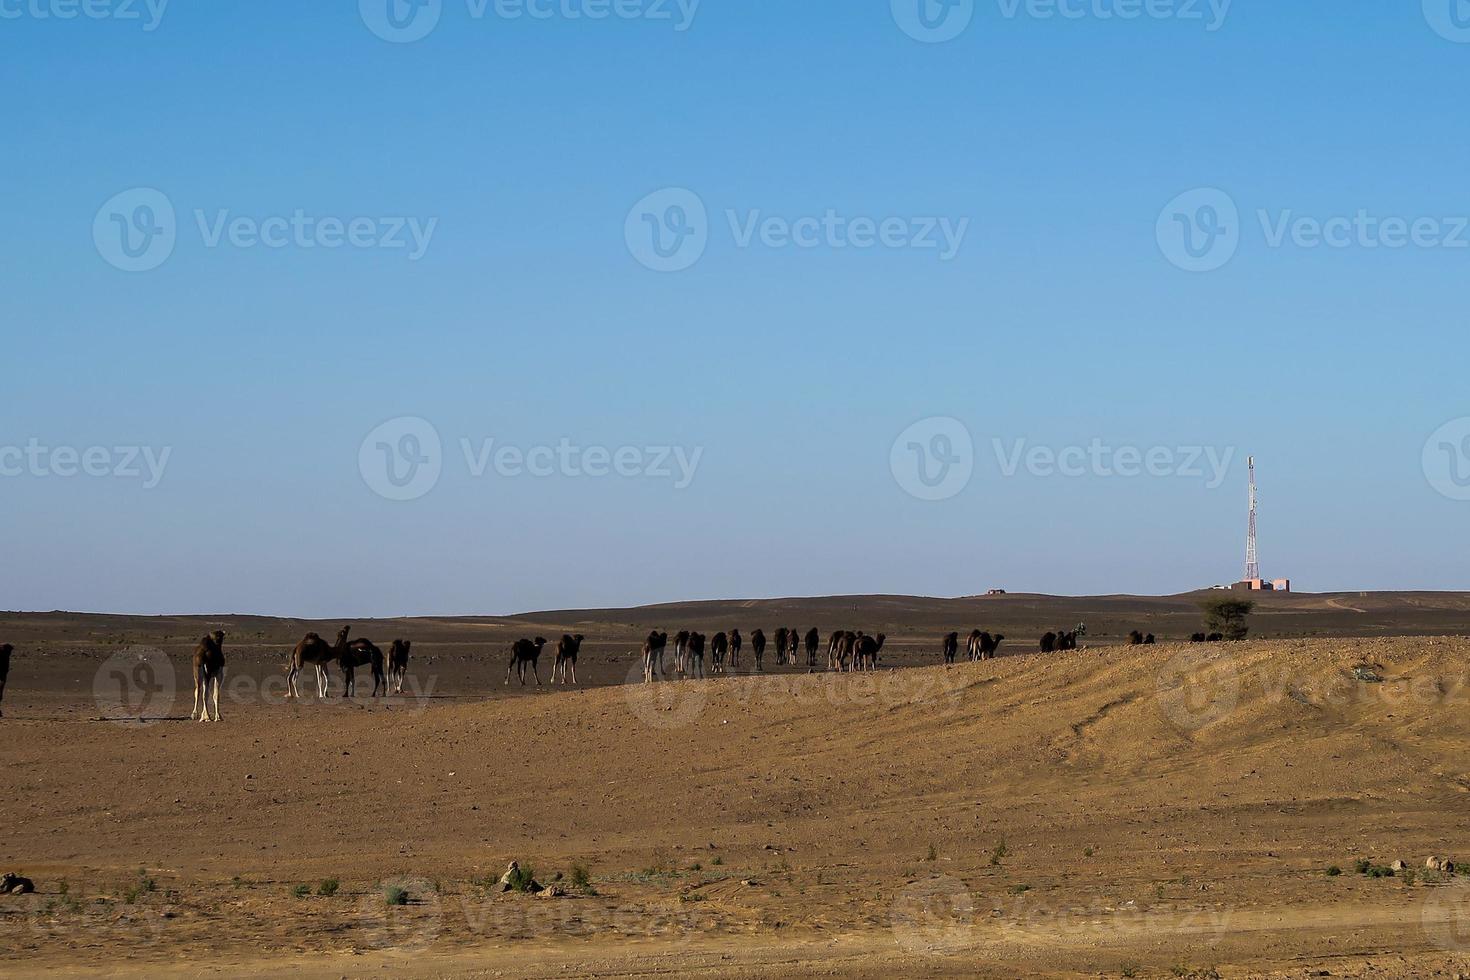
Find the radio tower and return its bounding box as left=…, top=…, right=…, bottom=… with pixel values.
left=1244, top=456, right=1259, bottom=582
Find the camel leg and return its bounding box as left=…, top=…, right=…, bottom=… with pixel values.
left=210, top=670, right=223, bottom=722
left=191, top=672, right=202, bottom=722
left=287, top=665, right=297, bottom=699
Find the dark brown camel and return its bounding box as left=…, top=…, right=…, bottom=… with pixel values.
left=674, top=630, right=691, bottom=675
left=751, top=628, right=766, bottom=671
left=773, top=628, right=789, bottom=667
left=836, top=631, right=860, bottom=672
left=942, top=632, right=959, bottom=664
left=553, top=634, right=584, bottom=685
left=641, top=630, right=668, bottom=682
left=686, top=632, right=706, bottom=679
left=827, top=630, right=844, bottom=669
left=804, top=628, right=820, bottom=668
left=729, top=629, right=742, bottom=670
left=0, top=873, right=35, bottom=894
left=1040, top=631, right=1057, bottom=653
left=288, top=626, right=352, bottom=699
left=386, top=639, right=411, bottom=694
left=0, top=643, right=11, bottom=718
left=506, top=637, right=548, bottom=685
left=711, top=632, right=728, bottom=673
left=977, top=632, right=1005, bottom=660
left=786, top=628, right=800, bottom=665
left=853, top=633, right=885, bottom=672
left=966, top=629, right=984, bottom=661
left=341, top=637, right=385, bottom=698
left=191, top=630, right=226, bottom=723
left=1127, top=630, right=1144, bottom=646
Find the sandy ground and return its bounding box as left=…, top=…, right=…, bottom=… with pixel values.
left=4, top=601, right=1470, bottom=977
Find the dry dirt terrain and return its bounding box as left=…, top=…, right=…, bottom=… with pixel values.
left=3, top=593, right=1470, bottom=978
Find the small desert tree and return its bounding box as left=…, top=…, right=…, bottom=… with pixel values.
left=1200, top=598, right=1254, bottom=641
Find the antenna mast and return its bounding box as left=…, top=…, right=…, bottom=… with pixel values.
left=1245, top=456, right=1259, bottom=582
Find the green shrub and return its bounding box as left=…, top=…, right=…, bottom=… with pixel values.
left=384, top=884, right=409, bottom=906
left=290, top=884, right=310, bottom=899
left=317, top=878, right=339, bottom=897
left=1326, top=866, right=1342, bottom=876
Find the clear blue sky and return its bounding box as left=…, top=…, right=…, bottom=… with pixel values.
left=3, top=2, right=1467, bottom=616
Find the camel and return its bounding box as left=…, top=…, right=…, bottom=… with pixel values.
left=827, top=630, right=844, bottom=670
left=977, top=632, right=1005, bottom=660
left=835, top=631, right=860, bottom=672
left=686, top=632, right=706, bottom=679
left=966, top=629, right=984, bottom=661
left=773, top=628, right=788, bottom=667
left=1040, top=631, right=1057, bottom=653
left=641, top=630, right=667, bottom=682
left=288, top=626, right=352, bottom=699
left=1144, top=633, right=1156, bottom=645
left=191, top=630, right=226, bottom=723
left=0, top=643, right=11, bottom=718
left=711, top=632, right=728, bottom=674
left=1190, top=632, right=1207, bottom=643
left=552, top=634, right=584, bottom=685
left=341, top=637, right=385, bottom=698
left=1127, top=630, right=1144, bottom=646
left=506, top=637, right=548, bottom=685
left=942, top=632, right=959, bottom=664
left=386, top=640, right=411, bottom=694
left=853, top=633, right=885, bottom=672
left=674, top=630, right=691, bottom=675
left=786, top=628, right=800, bottom=665
left=729, top=629, right=742, bottom=670
left=1057, top=630, right=1078, bottom=651
left=804, top=628, right=820, bottom=668
left=751, top=628, right=766, bottom=672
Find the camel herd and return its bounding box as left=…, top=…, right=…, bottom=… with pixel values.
left=619, top=628, right=891, bottom=684
left=0, top=618, right=1190, bottom=723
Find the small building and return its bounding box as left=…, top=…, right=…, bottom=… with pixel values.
left=986, top=589, right=1007, bottom=596
left=1233, top=579, right=1272, bottom=592
left=1272, top=578, right=1291, bottom=593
